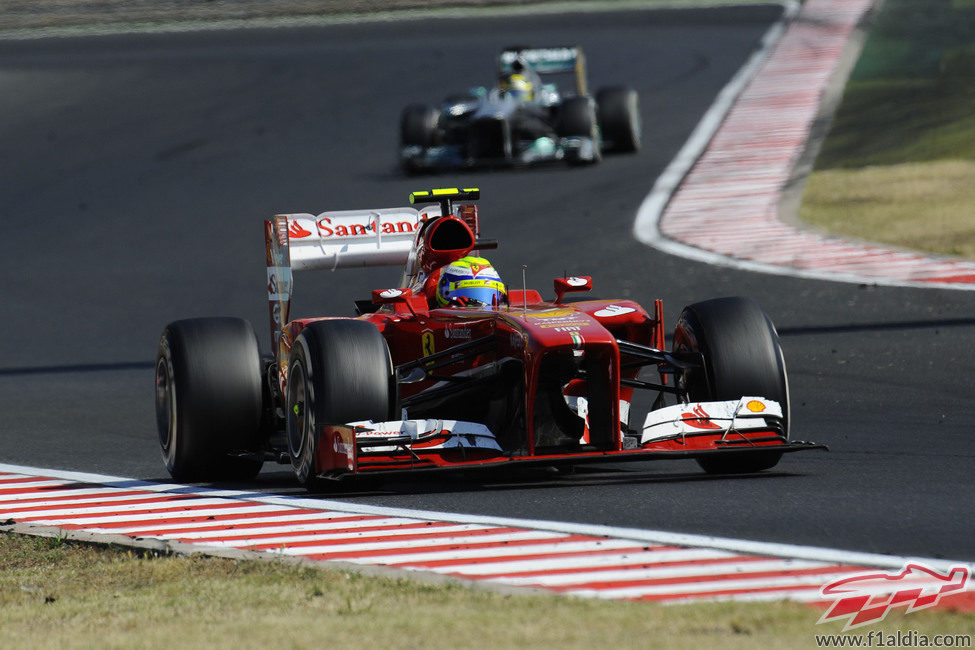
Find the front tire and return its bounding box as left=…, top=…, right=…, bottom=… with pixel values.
left=400, top=104, right=441, bottom=148
left=286, top=320, right=397, bottom=489
left=596, top=86, right=641, bottom=153
left=155, top=318, right=264, bottom=482
left=673, top=297, right=790, bottom=474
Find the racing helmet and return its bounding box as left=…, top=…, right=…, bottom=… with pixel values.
left=436, top=256, right=506, bottom=307
left=500, top=73, right=534, bottom=101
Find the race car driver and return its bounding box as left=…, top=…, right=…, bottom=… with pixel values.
left=499, top=73, right=535, bottom=101
left=434, top=256, right=507, bottom=308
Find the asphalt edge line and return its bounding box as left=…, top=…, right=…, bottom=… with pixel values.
left=2, top=462, right=970, bottom=572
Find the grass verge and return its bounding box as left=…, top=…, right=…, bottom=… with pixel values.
left=2, top=532, right=974, bottom=649
left=799, top=0, right=975, bottom=259
left=801, top=160, right=975, bottom=258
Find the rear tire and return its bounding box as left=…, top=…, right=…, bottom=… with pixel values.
left=673, top=297, right=790, bottom=474
left=155, top=318, right=264, bottom=482
left=596, top=86, right=641, bottom=153
left=286, top=320, right=398, bottom=489
left=400, top=104, right=441, bottom=148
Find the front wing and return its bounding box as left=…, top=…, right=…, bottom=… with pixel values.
left=311, top=400, right=825, bottom=479
left=400, top=136, right=598, bottom=172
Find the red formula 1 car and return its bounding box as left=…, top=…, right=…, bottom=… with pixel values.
left=155, top=188, right=823, bottom=488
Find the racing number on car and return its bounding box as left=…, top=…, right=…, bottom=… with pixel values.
left=421, top=331, right=435, bottom=359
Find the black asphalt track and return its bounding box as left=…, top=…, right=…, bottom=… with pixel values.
left=1, top=6, right=973, bottom=562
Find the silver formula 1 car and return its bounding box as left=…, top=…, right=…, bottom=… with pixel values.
left=399, top=46, right=641, bottom=173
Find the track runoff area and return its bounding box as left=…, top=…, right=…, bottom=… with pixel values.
left=3, top=0, right=973, bottom=613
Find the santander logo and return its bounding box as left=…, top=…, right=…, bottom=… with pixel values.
left=681, top=404, right=721, bottom=430
left=316, top=217, right=417, bottom=238
left=288, top=221, right=312, bottom=239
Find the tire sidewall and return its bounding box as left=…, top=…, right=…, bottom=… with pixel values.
left=287, top=334, right=318, bottom=485
left=154, top=318, right=264, bottom=481
left=285, top=320, right=396, bottom=487
left=156, top=330, right=183, bottom=475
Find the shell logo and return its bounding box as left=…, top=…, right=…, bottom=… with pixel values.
left=746, top=400, right=766, bottom=413
left=526, top=308, right=575, bottom=318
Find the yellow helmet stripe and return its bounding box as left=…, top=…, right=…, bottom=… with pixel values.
left=450, top=279, right=506, bottom=294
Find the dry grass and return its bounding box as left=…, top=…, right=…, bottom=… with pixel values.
left=2, top=532, right=973, bottom=650
left=799, top=160, right=975, bottom=259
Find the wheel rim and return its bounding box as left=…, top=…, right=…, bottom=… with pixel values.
left=155, top=356, right=176, bottom=453
left=286, top=361, right=308, bottom=458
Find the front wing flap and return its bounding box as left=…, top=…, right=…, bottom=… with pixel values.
left=640, top=397, right=784, bottom=446
left=311, top=401, right=824, bottom=479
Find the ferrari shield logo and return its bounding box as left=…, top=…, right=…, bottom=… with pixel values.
left=421, top=331, right=435, bottom=358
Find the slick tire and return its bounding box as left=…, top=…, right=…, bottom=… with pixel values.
left=674, top=297, right=790, bottom=474
left=557, top=96, right=601, bottom=165
left=286, top=320, right=398, bottom=490
left=400, top=104, right=441, bottom=148
left=155, top=317, right=265, bottom=482
left=596, top=86, right=641, bottom=153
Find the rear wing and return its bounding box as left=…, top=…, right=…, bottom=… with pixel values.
left=497, top=46, right=587, bottom=95
left=264, top=208, right=427, bottom=353
left=264, top=187, right=481, bottom=355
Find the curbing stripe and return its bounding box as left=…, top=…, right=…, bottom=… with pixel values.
left=2, top=464, right=972, bottom=605
left=0, top=461, right=966, bottom=570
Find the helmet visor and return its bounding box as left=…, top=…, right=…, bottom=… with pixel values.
left=447, top=278, right=506, bottom=306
